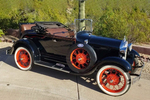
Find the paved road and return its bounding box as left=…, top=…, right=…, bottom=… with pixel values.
left=0, top=42, right=150, bottom=100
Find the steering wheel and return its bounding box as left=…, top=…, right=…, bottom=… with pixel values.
left=35, top=22, right=48, bottom=33
left=80, top=26, right=86, bottom=31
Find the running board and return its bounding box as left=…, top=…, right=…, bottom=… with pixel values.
left=34, top=61, right=71, bottom=74
left=34, top=61, right=95, bottom=76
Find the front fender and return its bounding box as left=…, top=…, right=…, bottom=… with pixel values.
left=130, top=49, right=140, bottom=57
left=9, top=38, right=40, bottom=61
left=97, top=57, right=132, bottom=72
left=126, top=49, right=140, bottom=65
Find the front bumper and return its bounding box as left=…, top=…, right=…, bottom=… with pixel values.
left=131, top=57, right=145, bottom=84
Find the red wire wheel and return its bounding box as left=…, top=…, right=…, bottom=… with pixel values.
left=100, top=68, right=126, bottom=93
left=14, top=47, right=33, bottom=71
left=96, top=65, right=131, bottom=96
left=66, top=44, right=97, bottom=73
left=70, top=48, right=90, bottom=69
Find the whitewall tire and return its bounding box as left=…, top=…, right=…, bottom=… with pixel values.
left=14, top=47, right=33, bottom=71
left=96, top=65, right=131, bottom=96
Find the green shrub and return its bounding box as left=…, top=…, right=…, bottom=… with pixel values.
left=1, top=0, right=150, bottom=43
left=0, top=0, right=78, bottom=30
left=93, top=7, right=150, bottom=43
left=0, top=29, right=4, bottom=37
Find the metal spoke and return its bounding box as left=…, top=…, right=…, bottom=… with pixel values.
left=103, top=80, right=107, bottom=86
left=104, top=71, right=109, bottom=75
left=120, top=80, right=124, bottom=85
left=117, top=84, right=121, bottom=89
left=107, top=84, right=110, bottom=89
left=113, top=86, right=117, bottom=90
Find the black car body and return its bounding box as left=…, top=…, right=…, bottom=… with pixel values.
left=7, top=19, right=144, bottom=96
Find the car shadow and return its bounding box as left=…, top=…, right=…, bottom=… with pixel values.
left=0, top=46, right=12, bottom=61
left=0, top=46, right=102, bottom=94
left=32, top=65, right=101, bottom=93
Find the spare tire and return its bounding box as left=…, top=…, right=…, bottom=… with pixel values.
left=66, top=43, right=97, bottom=73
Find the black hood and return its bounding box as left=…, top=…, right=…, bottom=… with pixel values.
left=76, top=32, right=122, bottom=49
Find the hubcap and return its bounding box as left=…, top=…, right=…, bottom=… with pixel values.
left=20, top=54, right=29, bottom=63
left=76, top=53, right=87, bottom=64
left=107, top=74, right=120, bottom=85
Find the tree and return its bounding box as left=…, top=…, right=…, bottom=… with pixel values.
left=79, top=0, right=85, bottom=29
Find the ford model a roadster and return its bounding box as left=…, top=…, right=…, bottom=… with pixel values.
left=7, top=19, right=144, bottom=96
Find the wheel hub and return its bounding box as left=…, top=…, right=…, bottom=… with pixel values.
left=20, top=54, right=28, bottom=63
left=76, top=53, right=86, bottom=64
left=107, top=74, right=120, bottom=85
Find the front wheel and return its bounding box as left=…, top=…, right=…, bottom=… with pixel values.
left=14, top=47, right=33, bottom=71
left=96, top=65, right=131, bottom=96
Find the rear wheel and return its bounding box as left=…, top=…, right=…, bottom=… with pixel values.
left=14, top=47, right=33, bottom=71
left=96, top=65, right=131, bottom=96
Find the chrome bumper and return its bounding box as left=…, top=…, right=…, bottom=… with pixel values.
left=132, top=58, right=145, bottom=84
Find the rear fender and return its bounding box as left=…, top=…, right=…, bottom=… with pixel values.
left=96, top=57, right=132, bottom=72
left=10, top=38, right=40, bottom=61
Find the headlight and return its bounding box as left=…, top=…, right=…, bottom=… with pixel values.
left=120, top=41, right=128, bottom=53
left=128, top=43, right=132, bottom=51
left=120, top=40, right=128, bottom=59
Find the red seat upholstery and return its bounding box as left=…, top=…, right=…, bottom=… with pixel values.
left=20, top=24, right=36, bottom=33
left=20, top=24, right=75, bottom=37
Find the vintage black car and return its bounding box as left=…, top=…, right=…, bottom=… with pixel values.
left=7, top=19, right=144, bottom=96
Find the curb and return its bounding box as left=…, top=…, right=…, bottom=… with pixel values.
left=133, top=45, right=150, bottom=62
left=133, top=45, right=150, bottom=55
left=0, top=35, right=18, bottom=43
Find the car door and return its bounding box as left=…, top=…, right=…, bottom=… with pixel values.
left=38, top=32, right=75, bottom=55
left=42, top=35, right=75, bottom=56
